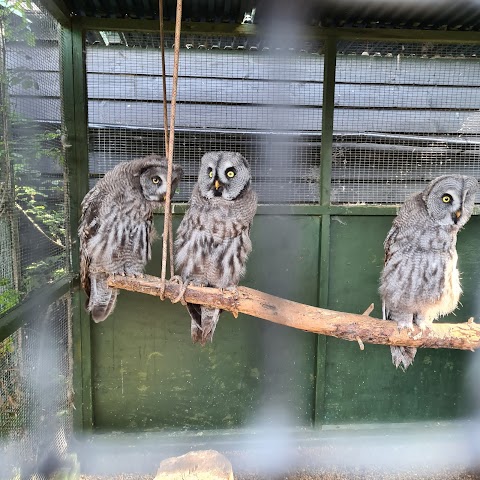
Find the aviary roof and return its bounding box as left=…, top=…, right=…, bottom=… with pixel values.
left=62, top=0, right=480, bottom=31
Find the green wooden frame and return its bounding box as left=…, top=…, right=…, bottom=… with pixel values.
left=63, top=17, right=480, bottom=430
left=1, top=4, right=476, bottom=431
left=61, top=25, right=93, bottom=431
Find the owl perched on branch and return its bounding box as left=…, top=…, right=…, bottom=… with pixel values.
left=79, top=155, right=183, bottom=323
left=175, top=152, right=257, bottom=345
left=380, top=175, right=478, bottom=370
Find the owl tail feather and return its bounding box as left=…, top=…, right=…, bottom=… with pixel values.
left=87, top=275, right=118, bottom=323
left=390, top=346, right=417, bottom=371
left=186, top=302, right=203, bottom=344
left=186, top=303, right=222, bottom=346
left=200, top=307, right=222, bottom=346
left=383, top=303, right=417, bottom=371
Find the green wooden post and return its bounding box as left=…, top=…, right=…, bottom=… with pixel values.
left=61, top=24, right=93, bottom=431
left=315, top=36, right=337, bottom=427
left=320, top=37, right=336, bottom=207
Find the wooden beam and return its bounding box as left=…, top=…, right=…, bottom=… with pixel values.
left=62, top=25, right=93, bottom=432
left=72, top=17, right=480, bottom=45
left=108, top=275, right=480, bottom=351
left=73, top=17, right=256, bottom=35
left=0, top=276, right=72, bottom=341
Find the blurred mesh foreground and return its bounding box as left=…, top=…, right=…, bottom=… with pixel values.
left=0, top=2, right=74, bottom=478
left=2, top=0, right=480, bottom=479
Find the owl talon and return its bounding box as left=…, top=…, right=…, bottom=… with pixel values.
left=222, top=286, right=239, bottom=318
left=171, top=278, right=190, bottom=305
left=397, top=320, right=414, bottom=331
left=415, top=318, right=431, bottom=332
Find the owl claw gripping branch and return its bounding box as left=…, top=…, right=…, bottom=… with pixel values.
left=79, top=155, right=183, bottom=323
left=380, top=175, right=479, bottom=371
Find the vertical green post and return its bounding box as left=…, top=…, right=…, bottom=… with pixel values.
left=315, top=36, right=337, bottom=427
left=61, top=24, right=93, bottom=431
left=319, top=36, right=336, bottom=207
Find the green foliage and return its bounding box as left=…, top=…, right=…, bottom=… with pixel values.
left=16, top=179, right=65, bottom=245
left=0, top=333, right=15, bottom=356
left=0, top=0, right=36, bottom=46
left=0, top=0, right=67, bottom=303
left=0, top=279, right=21, bottom=315
left=23, top=255, right=65, bottom=291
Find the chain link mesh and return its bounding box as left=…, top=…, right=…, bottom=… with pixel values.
left=86, top=32, right=324, bottom=204
left=331, top=41, right=480, bottom=204
left=0, top=293, right=74, bottom=479
left=0, top=3, right=73, bottom=477
left=0, top=2, right=68, bottom=316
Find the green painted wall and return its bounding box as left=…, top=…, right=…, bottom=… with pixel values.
left=91, top=214, right=320, bottom=431
left=66, top=22, right=480, bottom=434
left=323, top=215, right=478, bottom=424
left=89, top=213, right=478, bottom=430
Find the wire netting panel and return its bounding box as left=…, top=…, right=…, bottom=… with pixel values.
left=0, top=293, right=74, bottom=479
left=331, top=41, right=480, bottom=204
left=86, top=32, right=324, bottom=204
left=0, top=3, right=68, bottom=315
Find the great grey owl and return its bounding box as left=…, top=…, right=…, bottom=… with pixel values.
left=79, top=155, right=183, bottom=323
left=175, top=152, right=257, bottom=345
left=380, top=175, right=478, bottom=370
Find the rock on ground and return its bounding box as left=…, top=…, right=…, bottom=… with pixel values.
left=154, top=450, right=234, bottom=480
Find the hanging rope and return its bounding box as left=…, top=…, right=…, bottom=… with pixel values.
left=158, top=0, right=175, bottom=279
left=159, top=0, right=183, bottom=296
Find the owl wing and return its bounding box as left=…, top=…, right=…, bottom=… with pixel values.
left=381, top=223, right=400, bottom=321
left=383, top=221, right=401, bottom=267
left=78, top=187, right=104, bottom=300
left=175, top=208, right=208, bottom=344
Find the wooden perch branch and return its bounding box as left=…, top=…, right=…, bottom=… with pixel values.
left=108, top=274, right=480, bottom=351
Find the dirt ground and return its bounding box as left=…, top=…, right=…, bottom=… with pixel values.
left=77, top=430, right=480, bottom=480
left=80, top=471, right=480, bottom=480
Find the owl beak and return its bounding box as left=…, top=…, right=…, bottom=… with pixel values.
left=453, top=209, right=462, bottom=224
left=214, top=179, right=221, bottom=190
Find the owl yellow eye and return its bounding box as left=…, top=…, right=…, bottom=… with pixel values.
left=225, top=167, right=236, bottom=178
left=442, top=194, right=452, bottom=204
left=209, top=171, right=214, bottom=178
left=152, top=176, right=160, bottom=184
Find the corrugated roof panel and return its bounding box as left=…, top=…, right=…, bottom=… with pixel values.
left=60, top=0, right=480, bottom=31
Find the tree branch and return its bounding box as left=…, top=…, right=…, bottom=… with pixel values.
left=15, top=202, right=65, bottom=249
left=108, top=274, right=480, bottom=351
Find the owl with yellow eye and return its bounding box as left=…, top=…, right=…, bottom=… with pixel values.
left=79, top=155, right=183, bottom=322
left=175, top=152, right=257, bottom=345
left=380, top=175, right=478, bottom=370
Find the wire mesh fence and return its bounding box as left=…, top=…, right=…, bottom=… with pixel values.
left=0, top=2, right=68, bottom=316
left=86, top=32, right=324, bottom=204
left=0, top=293, right=74, bottom=479
left=0, top=4, right=73, bottom=476
left=86, top=34, right=480, bottom=206
left=331, top=41, right=480, bottom=204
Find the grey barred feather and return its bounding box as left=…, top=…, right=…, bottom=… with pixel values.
left=380, top=175, right=478, bottom=370
left=79, top=155, right=183, bottom=322
left=175, top=152, right=257, bottom=345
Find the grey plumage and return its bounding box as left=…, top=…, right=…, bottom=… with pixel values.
left=79, top=155, right=183, bottom=323
left=380, top=175, right=478, bottom=370
left=175, top=152, right=257, bottom=345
